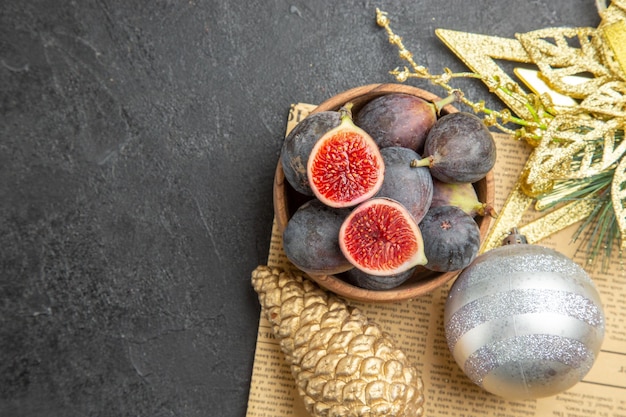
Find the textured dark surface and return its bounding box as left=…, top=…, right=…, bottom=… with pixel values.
left=1, top=1, right=600, bottom=416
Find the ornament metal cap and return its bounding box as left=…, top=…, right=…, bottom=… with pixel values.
left=502, top=227, right=528, bottom=245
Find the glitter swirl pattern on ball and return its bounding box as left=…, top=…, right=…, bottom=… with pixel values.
left=444, top=244, right=605, bottom=400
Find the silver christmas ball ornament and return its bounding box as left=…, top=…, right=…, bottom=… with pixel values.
left=444, top=229, right=605, bottom=400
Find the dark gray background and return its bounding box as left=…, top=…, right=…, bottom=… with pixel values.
left=1, top=1, right=600, bottom=416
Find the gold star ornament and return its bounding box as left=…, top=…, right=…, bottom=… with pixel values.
left=376, top=1, right=626, bottom=263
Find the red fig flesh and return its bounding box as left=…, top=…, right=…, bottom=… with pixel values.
left=339, top=197, right=427, bottom=276
left=307, top=106, right=385, bottom=208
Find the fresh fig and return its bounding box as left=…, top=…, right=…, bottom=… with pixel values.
left=307, top=104, right=385, bottom=208
left=413, top=112, right=496, bottom=184
left=376, top=147, right=433, bottom=224
left=341, top=266, right=416, bottom=290
left=431, top=178, right=497, bottom=218
left=419, top=205, right=480, bottom=272
left=280, top=111, right=342, bottom=195
left=339, top=197, right=427, bottom=276
left=355, top=93, right=457, bottom=153
left=283, top=199, right=354, bottom=275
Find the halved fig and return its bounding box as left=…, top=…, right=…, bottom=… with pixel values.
left=307, top=104, right=385, bottom=208
left=280, top=111, right=342, bottom=196
left=339, top=197, right=428, bottom=276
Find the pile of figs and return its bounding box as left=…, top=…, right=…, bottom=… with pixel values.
left=279, top=91, right=496, bottom=292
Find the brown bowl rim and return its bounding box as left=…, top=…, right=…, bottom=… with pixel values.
left=273, top=83, right=495, bottom=302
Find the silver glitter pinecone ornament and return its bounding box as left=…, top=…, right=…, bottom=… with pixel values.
left=252, top=265, right=424, bottom=417
left=444, top=229, right=605, bottom=400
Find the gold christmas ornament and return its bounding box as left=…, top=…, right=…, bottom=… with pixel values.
left=251, top=265, right=425, bottom=417
left=375, top=1, right=626, bottom=263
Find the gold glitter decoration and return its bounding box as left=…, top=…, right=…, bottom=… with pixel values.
left=251, top=265, right=425, bottom=417
left=599, top=1, right=626, bottom=78
left=375, top=2, right=626, bottom=256
left=516, top=27, right=613, bottom=100
left=612, top=152, right=626, bottom=246
left=518, top=198, right=596, bottom=245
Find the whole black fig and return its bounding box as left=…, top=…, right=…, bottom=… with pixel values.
left=283, top=199, right=353, bottom=275
left=419, top=205, right=480, bottom=272
left=376, top=147, right=433, bottom=223
left=431, top=178, right=497, bottom=218
left=414, top=112, right=496, bottom=184
left=354, top=93, right=437, bottom=153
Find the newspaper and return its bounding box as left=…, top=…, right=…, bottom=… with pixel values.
left=246, top=102, right=626, bottom=417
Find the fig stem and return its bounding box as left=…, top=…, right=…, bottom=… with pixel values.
left=476, top=203, right=498, bottom=218
left=339, top=102, right=354, bottom=121
left=410, top=156, right=433, bottom=168
left=433, top=91, right=461, bottom=116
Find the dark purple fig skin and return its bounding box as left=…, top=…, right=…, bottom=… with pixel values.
left=282, top=199, right=354, bottom=275
left=376, top=147, right=433, bottom=224
left=355, top=93, right=437, bottom=153
left=341, top=266, right=416, bottom=290
left=280, top=111, right=341, bottom=195
left=419, top=205, right=480, bottom=272
left=422, top=112, right=496, bottom=184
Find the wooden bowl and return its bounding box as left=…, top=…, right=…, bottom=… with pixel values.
left=273, top=83, right=494, bottom=303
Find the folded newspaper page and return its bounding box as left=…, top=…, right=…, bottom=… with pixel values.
left=246, top=102, right=626, bottom=417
